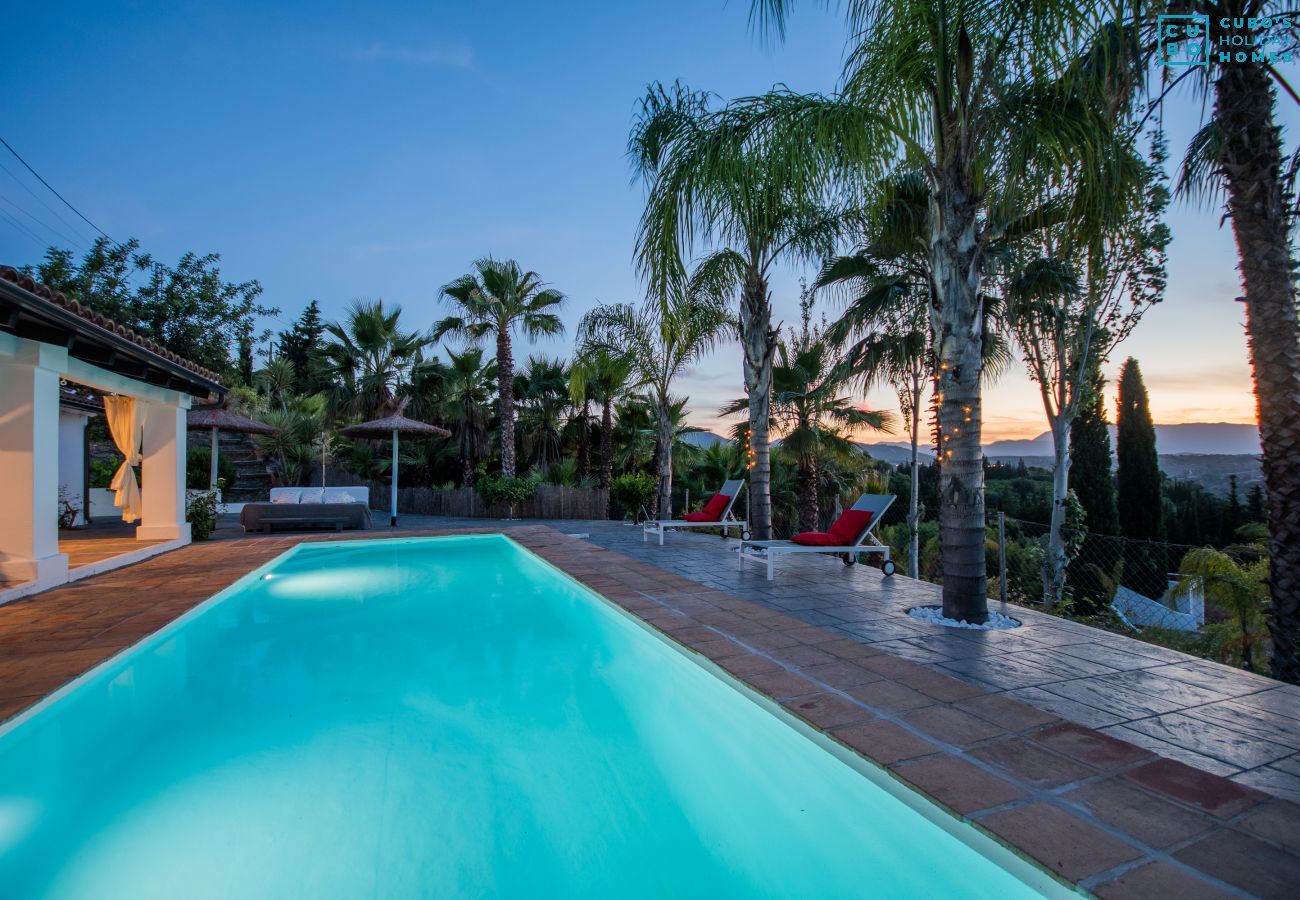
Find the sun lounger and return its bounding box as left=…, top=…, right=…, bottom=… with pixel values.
left=643, top=479, right=748, bottom=545
left=738, top=494, right=896, bottom=580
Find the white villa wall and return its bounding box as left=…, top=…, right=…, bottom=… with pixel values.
left=0, top=331, right=195, bottom=603
left=57, top=408, right=90, bottom=527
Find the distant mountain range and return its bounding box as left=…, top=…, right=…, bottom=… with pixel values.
left=694, top=422, right=1261, bottom=458
left=981, top=423, right=1261, bottom=458
left=682, top=430, right=730, bottom=448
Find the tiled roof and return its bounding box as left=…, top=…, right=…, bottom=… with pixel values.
left=0, top=265, right=224, bottom=388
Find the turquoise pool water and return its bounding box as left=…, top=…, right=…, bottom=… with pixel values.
left=0, top=535, right=1053, bottom=898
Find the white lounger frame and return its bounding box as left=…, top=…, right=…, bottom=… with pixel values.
left=643, top=479, right=748, bottom=545
left=738, top=494, right=897, bottom=580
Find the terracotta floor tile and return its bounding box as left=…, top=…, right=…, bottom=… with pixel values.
left=893, top=755, right=1028, bottom=815
left=768, top=643, right=839, bottom=669
left=783, top=692, right=875, bottom=730
left=1236, top=799, right=1300, bottom=855
left=1124, top=758, right=1267, bottom=818
left=1062, top=778, right=1214, bottom=849
left=900, top=704, right=1007, bottom=749
left=845, top=679, right=937, bottom=713
left=830, top=719, right=940, bottom=766
left=955, top=694, right=1061, bottom=732
left=715, top=652, right=783, bottom=677
left=1173, top=828, right=1300, bottom=899
left=970, top=737, right=1096, bottom=788
left=1092, top=862, right=1236, bottom=900
left=740, top=668, right=821, bottom=699
left=1031, top=722, right=1154, bottom=770
left=797, top=660, right=883, bottom=690
left=977, top=802, right=1144, bottom=881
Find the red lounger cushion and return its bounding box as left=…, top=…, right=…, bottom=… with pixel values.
left=829, top=509, right=873, bottom=544
left=791, top=531, right=840, bottom=546
left=684, top=492, right=731, bottom=522
left=791, top=509, right=874, bottom=547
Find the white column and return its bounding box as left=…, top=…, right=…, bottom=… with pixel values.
left=0, top=343, right=69, bottom=587
left=137, top=398, right=191, bottom=542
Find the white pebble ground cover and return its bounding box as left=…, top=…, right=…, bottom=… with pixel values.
left=907, top=606, right=1021, bottom=630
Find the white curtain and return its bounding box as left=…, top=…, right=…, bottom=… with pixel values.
left=103, top=396, right=143, bottom=523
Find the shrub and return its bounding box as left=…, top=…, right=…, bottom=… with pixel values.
left=186, top=491, right=218, bottom=541
left=610, top=473, right=655, bottom=523
left=186, top=446, right=238, bottom=491
left=90, top=458, right=120, bottom=488
left=475, top=475, right=537, bottom=517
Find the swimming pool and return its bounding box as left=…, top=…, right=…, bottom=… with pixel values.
left=0, top=535, right=1060, bottom=898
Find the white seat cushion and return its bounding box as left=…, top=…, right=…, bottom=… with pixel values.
left=270, top=489, right=301, bottom=505
left=298, top=488, right=325, bottom=504
left=322, top=487, right=358, bottom=504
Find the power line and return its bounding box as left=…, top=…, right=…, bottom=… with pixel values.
left=0, top=157, right=98, bottom=247
left=0, top=135, right=110, bottom=240
left=0, top=205, right=47, bottom=247
left=0, top=191, right=90, bottom=252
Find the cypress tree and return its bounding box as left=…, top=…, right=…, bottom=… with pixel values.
left=1222, top=474, right=1244, bottom=545
left=1116, top=358, right=1165, bottom=596
left=279, top=301, right=327, bottom=393
left=1070, top=358, right=1118, bottom=535
left=1247, top=483, right=1266, bottom=523
left=1116, top=358, right=1164, bottom=540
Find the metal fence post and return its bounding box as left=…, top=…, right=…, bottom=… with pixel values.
left=998, top=511, right=1008, bottom=609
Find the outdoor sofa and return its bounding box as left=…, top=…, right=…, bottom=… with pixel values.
left=239, top=487, right=372, bottom=533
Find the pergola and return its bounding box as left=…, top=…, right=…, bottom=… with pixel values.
left=0, top=266, right=224, bottom=599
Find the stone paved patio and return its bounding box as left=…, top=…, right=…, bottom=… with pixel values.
left=3, top=521, right=1299, bottom=897
left=541, top=519, right=1300, bottom=804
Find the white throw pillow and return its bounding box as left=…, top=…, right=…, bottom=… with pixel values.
left=298, top=488, right=325, bottom=504
left=322, top=487, right=356, bottom=504
left=271, top=489, right=301, bottom=505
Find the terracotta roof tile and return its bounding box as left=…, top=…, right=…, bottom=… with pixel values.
left=0, top=265, right=224, bottom=387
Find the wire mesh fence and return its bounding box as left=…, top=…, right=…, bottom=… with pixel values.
left=990, top=512, right=1204, bottom=629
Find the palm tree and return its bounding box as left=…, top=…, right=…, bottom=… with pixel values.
left=515, top=355, right=570, bottom=472
left=1171, top=546, right=1270, bottom=673
left=320, top=299, right=430, bottom=419
left=435, top=258, right=565, bottom=478
left=723, top=310, right=890, bottom=533
left=256, top=356, right=297, bottom=412
left=570, top=348, right=633, bottom=491
left=820, top=173, right=1014, bottom=578
left=578, top=272, right=732, bottom=519
left=1169, top=2, right=1300, bottom=682
left=630, top=82, right=846, bottom=541
left=436, top=347, right=496, bottom=486
left=720, top=0, right=1124, bottom=622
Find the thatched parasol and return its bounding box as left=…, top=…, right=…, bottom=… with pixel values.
left=188, top=402, right=278, bottom=491
left=338, top=400, right=450, bottom=526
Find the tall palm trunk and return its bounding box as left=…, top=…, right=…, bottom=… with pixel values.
left=496, top=327, right=517, bottom=478
left=741, top=267, right=777, bottom=539
left=600, top=397, right=615, bottom=517
left=930, top=176, right=988, bottom=623
left=576, top=399, right=591, bottom=480
left=654, top=393, right=674, bottom=519
left=599, top=399, right=615, bottom=489
left=1215, top=64, right=1300, bottom=683
left=907, top=376, right=922, bottom=580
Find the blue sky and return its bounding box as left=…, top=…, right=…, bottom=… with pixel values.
left=2, top=1, right=1290, bottom=439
